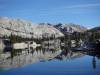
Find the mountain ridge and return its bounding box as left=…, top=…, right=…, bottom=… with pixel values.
left=0, top=17, right=64, bottom=39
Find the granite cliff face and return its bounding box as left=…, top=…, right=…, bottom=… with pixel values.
left=0, top=17, right=64, bottom=39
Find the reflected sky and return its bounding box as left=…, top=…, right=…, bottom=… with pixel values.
left=0, top=47, right=100, bottom=75
left=0, top=55, right=100, bottom=75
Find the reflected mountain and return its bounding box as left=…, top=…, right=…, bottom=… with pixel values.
left=55, top=50, right=84, bottom=60
left=0, top=48, right=62, bottom=70
left=0, top=39, right=100, bottom=70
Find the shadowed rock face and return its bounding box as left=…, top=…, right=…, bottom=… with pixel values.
left=0, top=17, right=64, bottom=39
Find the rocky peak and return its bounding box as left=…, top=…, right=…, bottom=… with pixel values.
left=0, top=17, right=64, bottom=39
left=54, top=23, right=87, bottom=34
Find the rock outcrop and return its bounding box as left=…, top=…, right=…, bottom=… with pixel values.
left=0, top=17, right=64, bottom=39
left=54, top=23, right=87, bottom=34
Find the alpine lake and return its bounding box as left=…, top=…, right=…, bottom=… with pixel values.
left=0, top=39, right=100, bottom=75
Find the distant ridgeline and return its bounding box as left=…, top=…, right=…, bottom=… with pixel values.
left=54, top=23, right=100, bottom=42
left=86, top=27, right=100, bottom=41
left=0, top=17, right=100, bottom=42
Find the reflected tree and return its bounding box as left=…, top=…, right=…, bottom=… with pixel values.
left=92, top=56, right=96, bottom=69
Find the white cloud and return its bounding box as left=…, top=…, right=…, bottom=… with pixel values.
left=64, top=3, right=100, bottom=9
left=40, top=3, right=100, bottom=11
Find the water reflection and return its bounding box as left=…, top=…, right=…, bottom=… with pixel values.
left=0, top=47, right=62, bottom=70
left=0, top=49, right=100, bottom=70
left=84, top=51, right=100, bottom=69
left=0, top=39, right=100, bottom=71
left=92, top=56, right=96, bottom=69
left=71, top=50, right=100, bottom=69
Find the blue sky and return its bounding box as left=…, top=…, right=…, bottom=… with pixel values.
left=0, top=0, right=100, bottom=28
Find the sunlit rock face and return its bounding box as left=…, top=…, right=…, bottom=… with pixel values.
left=54, top=23, right=87, bottom=34
left=0, top=17, right=64, bottom=39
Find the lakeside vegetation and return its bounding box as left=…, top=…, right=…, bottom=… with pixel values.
left=2, top=28, right=100, bottom=44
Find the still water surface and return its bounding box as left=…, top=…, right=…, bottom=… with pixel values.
left=0, top=43, right=100, bottom=75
